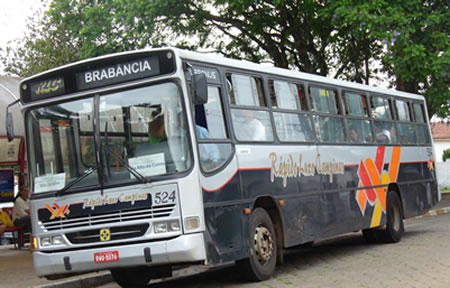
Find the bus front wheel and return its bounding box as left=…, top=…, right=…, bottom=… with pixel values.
left=238, top=208, right=277, bottom=281
left=110, top=266, right=152, bottom=288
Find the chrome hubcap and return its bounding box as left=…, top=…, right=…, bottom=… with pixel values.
left=254, top=225, right=273, bottom=264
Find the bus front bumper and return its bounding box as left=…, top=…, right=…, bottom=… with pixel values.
left=33, top=233, right=206, bottom=277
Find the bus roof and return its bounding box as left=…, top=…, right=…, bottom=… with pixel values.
left=21, top=47, right=425, bottom=102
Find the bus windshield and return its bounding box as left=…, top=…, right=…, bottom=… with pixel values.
left=26, top=82, right=192, bottom=194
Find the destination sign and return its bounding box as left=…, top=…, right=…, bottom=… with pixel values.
left=76, top=56, right=160, bottom=90
left=29, top=77, right=65, bottom=100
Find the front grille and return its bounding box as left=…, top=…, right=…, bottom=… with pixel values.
left=66, top=223, right=149, bottom=244
left=39, top=204, right=175, bottom=232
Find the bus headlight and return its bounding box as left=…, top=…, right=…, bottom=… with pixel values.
left=52, top=236, right=64, bottom=245
left=41, top=237, right=51, bottom=247
left=154, top=220, right=181, bottom=233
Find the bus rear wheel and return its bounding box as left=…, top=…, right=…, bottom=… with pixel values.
left=238, top=208, right=277, bottom=281
left=376, top=191, right=404, bottom=243
left=110, top=266, right=152, bottom=288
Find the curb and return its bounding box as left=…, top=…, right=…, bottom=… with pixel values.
left=411, top=206, right=450, bottom=220
left=34, top=272, right=112, bottom=288
left=423, top=207, right=450, bottom=217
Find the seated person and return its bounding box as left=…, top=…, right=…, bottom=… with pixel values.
left=349, top=128, right=365, bottom=144
left=236, top=110, right=267, bottom=141
left=13, top=186, right=33, bottom=250
left=148, top=108, right=166, bottom=143
left=375, top=123, right=391, bottom=144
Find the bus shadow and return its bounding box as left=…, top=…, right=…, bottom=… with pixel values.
left=147, top=231, right=425, bottom=287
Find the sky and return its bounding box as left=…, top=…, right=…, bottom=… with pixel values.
left=0, top=0, right=47, bottom=73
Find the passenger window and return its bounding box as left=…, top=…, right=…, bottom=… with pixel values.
left=273, top=112, right=314, bottom=142
left=226, top=73, right=265, bottom=107
left=348, top=119, right=373, bottom=144
left=201, top=87, right=227, bottom=139
left=413, top=103, right=425, bottom=123
left=416, top=125, right=431, bottom=144
left=231, top=109, right=273, bottom=142
left=397, top=123, right=416, bottom=144
left=344, top=92, right=368, bottom=117
left=370, top=96, right=392, bottom=120
left=269, top=80, right=306, bottom=110
left=374, top=121, right=397, bottom=144
left=309, top=86, right=340, bottom=114
left=196, top=86, right=232, bottom=172
left=394, top=100, right=411, bottom=121
left=313, top=116, right=346, bottom=143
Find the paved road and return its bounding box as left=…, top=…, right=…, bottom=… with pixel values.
left=98, top=213, right=450, bottom=288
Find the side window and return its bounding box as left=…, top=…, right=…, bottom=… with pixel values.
left=344, top=92, right=373, bottom=144
left=310, top=86, right=346, bottom=143
left=413, top=103, right=425, bottom=123
left=227, top=73, right=265, bottom=106
left=374, top=121, right=396, bottom=144
left=269, top=79, right=313, bottom=142
left=202, top=87, right=227, bottom=139
left=370, top=96, right=392, bottom=120
left=269, top=80, right=306, bottom=110
left=227, top=72, right=273, bottom=142
left=197, top=86, right=232, bottom=172
left=348, top=119, right=373, bottom=144
left=394, top=100, right=411, bottom=121
left=314, top=116, right=346, bottom=143
left=309, top=86, right=340, bottom=114
left=413, top=103, right=431, bottom=145
left=344, top=92, right=368, bottom=117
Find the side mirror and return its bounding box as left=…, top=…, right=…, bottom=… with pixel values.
left=6, top=99, right=19, bottom=142
left=192, top=73, right=208, bottom=105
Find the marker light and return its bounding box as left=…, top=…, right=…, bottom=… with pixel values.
left=184, top=217, right=200, bottom=231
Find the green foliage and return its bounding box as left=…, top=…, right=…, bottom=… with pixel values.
left=443, top=149, right=450, bottom=162
left=2, top=0, right=449, bottom=119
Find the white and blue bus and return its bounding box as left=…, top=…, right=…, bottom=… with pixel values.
left=7, top=48, right=439, bottom=287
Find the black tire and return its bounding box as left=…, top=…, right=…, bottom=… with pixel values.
left=238, top=208, right=277, bottom=281
left=110, top=266, right=152, bottom=288
left=375, top=191, right=404, bottom=243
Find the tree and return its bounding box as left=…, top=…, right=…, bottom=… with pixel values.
left=2, top=0, right=449, bottom=119
left=1, top=9, right=81, bottom=77
left=443, top=149, right=450, bottom=162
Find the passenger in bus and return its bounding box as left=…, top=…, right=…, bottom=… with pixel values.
left=375, top=123, right=391, bottom=144
left=13, top=186, right=33, bottom=251
left=148, top=107, right=167, bottom=143
left=237, top=110, right=266, bottom=141
left=176, top=112, right=221, bottom=166
left=349, top=128, right=365, bottom=144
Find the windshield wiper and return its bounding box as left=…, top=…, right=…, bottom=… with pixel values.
left=102, top=145, right=149, bottom=184
left=56, top=167, right=98, bottom=196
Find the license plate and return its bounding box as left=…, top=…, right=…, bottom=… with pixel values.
left=94, top=251, right=119, bottom=263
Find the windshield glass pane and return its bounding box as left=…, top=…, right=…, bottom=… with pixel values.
left=27, top=98, right=99, bottom=193
left=99, top=82, right=191, bottom=185
left=26, top=82, right=192, bottom=193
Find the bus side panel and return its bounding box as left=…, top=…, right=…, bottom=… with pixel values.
left=397, top=147, right=439, bottom=218
left=201, top=158, right=248, bottom=264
